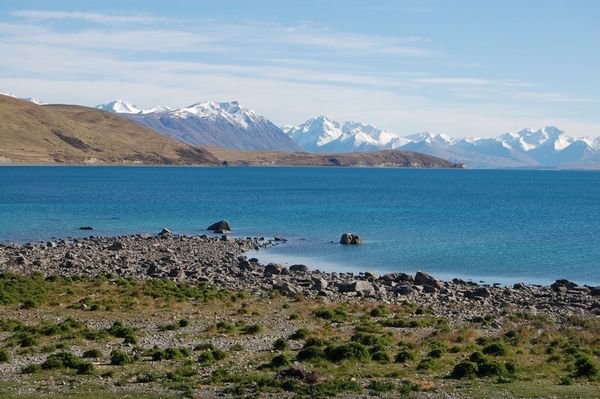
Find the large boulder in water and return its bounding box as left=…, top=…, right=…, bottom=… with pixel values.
left=207, top=220, right=231, bottom=233
left=340, top=233, right=362, bottom=245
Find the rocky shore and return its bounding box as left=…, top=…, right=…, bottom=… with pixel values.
left=1, top=232, right=598, bottom=323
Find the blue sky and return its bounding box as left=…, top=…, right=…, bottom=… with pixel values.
left=0, top=0, right=598, bottom=137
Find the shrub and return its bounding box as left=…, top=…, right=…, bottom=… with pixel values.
left=297, top=346, right=326, bottom=362
left=82, top=349, right=103, bottom=358
left=110, top=350, right=132, bottom=365
left=451, top=361, right=478, bottom=379
left=42, top=351, right=81, bottom=370
left=303, top=337, right=327, bottom=348
left=417, top=357, right=436, bottom=371
left=289, top=328, right=310, bottom=340
left=314, top=306, right=347, bottom=322
left=371, top=351, right=391, bottom=363
left=269, top=354, right=291, bottom=368
left=241, top=324, right=262, bottom=335
left=370, top=306, right=389, bottom=318
left=76, top=362, right=95, bottom=375
left=17, top=333, right=39, bottom=348
left=0, top=350, right=9, bottom=363
left=21, top=364, right=42, bottom=374
left=395, top=350, right=416, bottom=363
left=198, top=349, right=225, bottom=363
left=273, top=338, right=289, bottom=351
left=178, top=319, right=190, bottom=328
left=197, top=351, right=215, bottom=364
left=325, top=342, right=370, bottom=362
left=351, top=332, right=391, bottom=347
left=476, top=359, right=505, bottom=377
left=572, top=354, right=598, bottom=378
left=428, top=347, right=445, bottom=359
left=107, top=321, right=138, bottom=344
left=215, top=321, right=235, bottom=332
left=483, top=342, right=508, bottom=356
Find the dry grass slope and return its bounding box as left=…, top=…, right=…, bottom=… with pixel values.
left=0, top=95, right=219, bottom=165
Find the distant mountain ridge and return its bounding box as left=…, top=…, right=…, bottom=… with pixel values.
left=286, top=117, right=600, bottom=168
left=97, top=99, right=301, bottom=152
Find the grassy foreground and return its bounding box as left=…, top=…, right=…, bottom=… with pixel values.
left=0, top=272, right=598, bottom=398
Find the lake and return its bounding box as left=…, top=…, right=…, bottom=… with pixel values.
left=1, top=166, right=599, bottom=285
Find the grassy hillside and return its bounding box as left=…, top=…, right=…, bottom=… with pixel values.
left=0, top=95, right=219, bottom=165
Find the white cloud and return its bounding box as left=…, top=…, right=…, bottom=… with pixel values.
left=1, top=10, right=598, bottom=138
left=11, top=10, right=166, bottom=25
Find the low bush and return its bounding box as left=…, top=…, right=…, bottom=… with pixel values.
left=110, top=350, right=132, bottom=365
left=325, top=342, right=370, bottom=362
left=273, top=338, right=289, bottom=351
left=296, top=346, right=326, bottom=362
left=395, top=350, right=416, bottom=363
left=482, top=342, right=508, bottom=356
left=82, top=348, right=103, bottom=358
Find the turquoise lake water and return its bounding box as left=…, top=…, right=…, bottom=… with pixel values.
left=1, top=166, right=599, bottom=286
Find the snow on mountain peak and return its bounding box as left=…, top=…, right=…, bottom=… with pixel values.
left=175, top=100, right=263, bottom=129
left=1, top=91, right=46, bottom=105
left=285, top=116, right=409, bottom=152
left=96, top=99, right=141, bottom=114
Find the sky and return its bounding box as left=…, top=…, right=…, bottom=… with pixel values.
left=0, top=0, right=599, bottom=138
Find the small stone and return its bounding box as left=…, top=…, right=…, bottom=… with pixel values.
left=108, top=241, right=124, bottom=250
left=290, top=264, right=309, bottom=273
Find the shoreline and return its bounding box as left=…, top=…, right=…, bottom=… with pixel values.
left=1, top=232, right=598, bottom=322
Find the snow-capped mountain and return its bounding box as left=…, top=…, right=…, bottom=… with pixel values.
left=283, top=116, right=409, bottom=153
left=99, top=99, right=301, bottom=152
left=1, top=91, right=46, bottom=105
left=96, top=99, right=142, bottom=114
left=285, top=116, right=600, bottom=168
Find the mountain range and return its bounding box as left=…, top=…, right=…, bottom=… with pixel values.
left=96, top=99, right=600, bottom=168
left=284, top=116, right=600, bottom=169
left=97, top=100, right=301, bottom=152
left=0, top=94, right=455, bottom=168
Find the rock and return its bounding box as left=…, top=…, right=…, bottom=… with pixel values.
left=513, top=282, right=527, bottom=290
left=290, top=264, right=309, bottom=273
left=397, top=273, right=415, bottom=283
left=275, top=281, right=301, bottom=297
left=273, top=237, right=287, bottom=242
left=590, top=286, right=600, bottom=296
left=414, top=271, right=442, bottom=290
left=46, top=241, right=58, bottom=248
left=220, top=235, right=232, bottom=241
left=340, top=233, right=362, bottom=245
left=465, top=287, right=491, bottom=299
left=158, top=228, right=172, bottom=238
left=394, top=283, right=414, bottom=295
left=312, top=277, right=329, bottom=291
left=207, top=220, right=231, bottom=233
left=264, top=263, right=284, bottom=275
left=79, top=226, right=94, bottom=230
left=364, top=271, right=380, bottom=281
left=168, top=268, right=180, bottom=278
left=551, top=279, right=578, bottom=292
left=339, top=280, right=375, bottom=296
left=108, top=241, right=124, bottom=251
left=11, top=255, right=27, bottom=265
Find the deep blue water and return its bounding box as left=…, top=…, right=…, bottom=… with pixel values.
left=1, top=166, right=599, bottom=286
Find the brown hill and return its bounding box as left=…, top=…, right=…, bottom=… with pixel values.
left=0, top=95, right=219, bottom=165
left=208, top=147, right=463, bottom=168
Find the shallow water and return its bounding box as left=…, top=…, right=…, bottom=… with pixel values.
left=1, top=166, right=599, bottom=285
